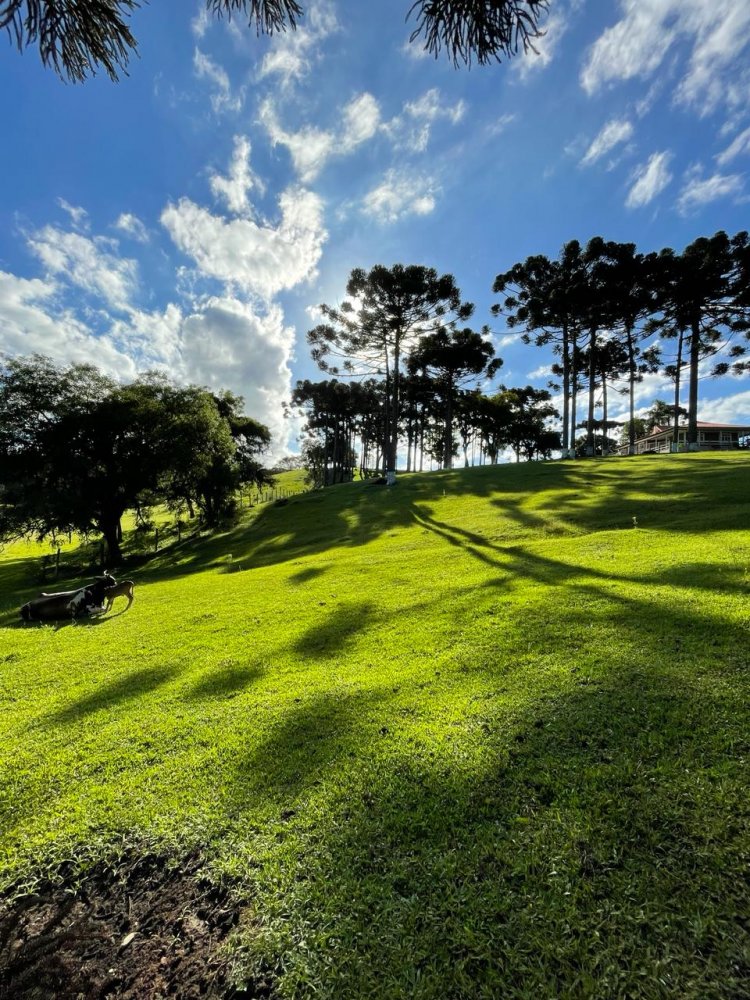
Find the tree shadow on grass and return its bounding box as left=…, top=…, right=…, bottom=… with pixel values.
left=230, top=689, right=387, bottom=810
left=287, top=566, right=328, bottom=585
left=227, top=598, right=750, bottom=997
left=187, top=661, right=265, bottom=700
left=41, top=665, right=179, bottom=727
left=293, top=601, right=377, bottom=659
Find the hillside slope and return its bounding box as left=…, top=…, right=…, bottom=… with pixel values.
left=1, top=454, right=749, bottom=999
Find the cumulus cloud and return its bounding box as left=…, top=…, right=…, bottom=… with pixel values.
left=625, top=151, right=673, bottom=208
left=341, top=93, right=381, bottom=151
left=676, top=169, right=744, bottom=215
left=161, top=185, right=326, bottom=299
left=115, top=213, right=150, bottom=243
left=258, top=0, right=338, bottom=88
left=193, top=48, right=243, bottom=114
left=0, top=270, right=138, bottom=375
left=383, top=88, right=466, bottom=152
left=698, top=390, right=750, bottom=424
left=581, top=118, right=634, bottom=166
left=582, top=0, right=750, bottom=115
left=361, top=170, right=439, bottom=224
left=209, top=135, right=264, bottom=215
left=27, top=226, right=138, bottom=311
left=178, top=298, right=295, bottom=451
left=260, top=92, right=381, bottom=183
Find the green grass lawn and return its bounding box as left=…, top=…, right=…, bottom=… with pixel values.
left=1, top=454, right=749, bottom=998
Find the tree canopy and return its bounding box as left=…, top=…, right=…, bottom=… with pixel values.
left=0, top=356, right=271, bottom=562
left=1, top=0, right=549, bottom=81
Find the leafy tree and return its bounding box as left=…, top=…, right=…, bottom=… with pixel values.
left=291, top=379, right=363, bottom=486
left=407, top=327, right=500, bottom=469
left=0, top=356, right=270, bottom=562
left=645, top=399, right=682, bottom=431
left=307, top=264, right=473, bottom=484
left=596, top=242, right=661, bottom=454
left=650, top=233, right=737, bottom=450
left=2, top=0, right=548, bottom=81
left=495, top=385, right=559, bottom=462
left=493, top=240, right=586, bottom=457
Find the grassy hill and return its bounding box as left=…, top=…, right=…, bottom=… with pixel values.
left=1, top=454, right=749, bottom=998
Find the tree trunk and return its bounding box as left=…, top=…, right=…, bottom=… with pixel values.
left=626, top=323, right=636, bottom=455
left=562, top=319, right=571, bottom=457
left=601, top=367, right=608, bottom=456
left=673, top=328, right=684, bottom=450
left=586, top=328, right=597, bottom=456
left=99, top=516, right=124, bottom=566
left=570, top=331, right=578, bottom=454
left=687, top=318, right=700, bottom=450
left=444, top=375, right=454, bottom=470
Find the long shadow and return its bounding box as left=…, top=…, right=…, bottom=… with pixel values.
left=187, top=661, right=264, bottom=700
left=228, top=689, right=387, bottom=811
left=221, top=585, right=750, bottom=996
left=287, top=566, right=328, bottom=585
left=2, top=456, right=747, bottom=605
left=293, top=601, right=377, bottom=659
left=40, top=665, right=179, bottom=727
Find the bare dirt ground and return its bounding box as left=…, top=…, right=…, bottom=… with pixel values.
left=0, top=850, right=270, bottom=999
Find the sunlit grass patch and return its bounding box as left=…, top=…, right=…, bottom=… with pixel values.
left=1, top=453, right=749, bottom=998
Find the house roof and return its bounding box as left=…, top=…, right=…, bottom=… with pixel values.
left=640, top=421, right=750, bottom=442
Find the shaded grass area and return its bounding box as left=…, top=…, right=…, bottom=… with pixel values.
left=0, top=453, right=749, bottom=998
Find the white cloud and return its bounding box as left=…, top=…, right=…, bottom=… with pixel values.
left=528, top=364, right=553, bottom=380
left=676, top=169, right=744, bottom=215
left=161, top=186, right=326, bottom=299
left=486, top=113, right=517, bottom=137
left=401, top=38, right=430, bottom=61
left=258, top=0, right=338, bottom=88
left=191, top=4, right=210, bottom=38
left=0, top=270, right=138, bottom=376
left=260, top=92, right=381, bottom=183
left=717, top=125, right=750, bottom=167
left=581, top=118, right=634, bottom=167
left=209, top=136, right=264, bottom=216
left=27, top=226, right=138, bottom=311
left=625, top=151, right=673, bottom=208
left=341, top=93, right=382, bottom=151
left=361, top=170, right=439, bottom=224
left=177, top=297, right=295, bottom=454
left=516, top=6, right=570, bottom=79
left=57, top=199, right=89, bottom=230
left=582, top=0, right=750, bottom=115
left=383, top=88, right=466, bottom=153
left=114, top=213, right=150, bottom=243
left=698, top=390, right=750, bottom=425
left=193, top=48, right=243, bottom=114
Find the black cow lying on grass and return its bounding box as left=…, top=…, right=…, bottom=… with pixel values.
left=20, top=573, right=118, bottom=622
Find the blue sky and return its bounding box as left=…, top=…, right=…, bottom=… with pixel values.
left=1, top=0, right=750, bottom=455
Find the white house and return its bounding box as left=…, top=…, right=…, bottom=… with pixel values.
left=621, top=421, right=750, bottom=455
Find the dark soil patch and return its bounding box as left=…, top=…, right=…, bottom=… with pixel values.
left=0, top=850, right=269, bottom=999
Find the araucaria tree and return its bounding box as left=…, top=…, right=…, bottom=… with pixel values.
left=407, top=327, right=501, bottom=469
left=2, top=0, right=549, bottom=81
left=307, top=264, right=474, bottom=484
left=493, top=241, right=586, bottom=458
left=0, top=356, right=271, bottom=563
left=650, top=233, right=738, bottom=450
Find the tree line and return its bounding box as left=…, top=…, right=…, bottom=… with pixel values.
left=293, top=231, right=749, bottom=483
left=0, top=356, right=272, bottom=563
